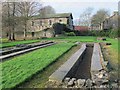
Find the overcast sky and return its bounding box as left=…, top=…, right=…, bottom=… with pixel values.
left=42, top=0, right=119, bottom=21
left=2, top=0, right=119, bottom=24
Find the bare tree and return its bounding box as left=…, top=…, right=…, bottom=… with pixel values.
left=39, top=5, right=56, bottom=18
left=2, top=2, right=11, bottom=40
left=79, top=7, right=94, bottom=26
left=2, top=2, right=17, bottom=41
left=17, top=2, right=42, bottom=40
left=2, top=1, right=42, bottom=40
left=91, top=9, right=110, bottom=25
left=11, top=2, right=16, bottom=40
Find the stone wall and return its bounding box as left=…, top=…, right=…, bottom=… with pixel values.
left=102, top=12, right=119, bottom=30
left=27, top=17, right=69, bottom=32
left=2, top=15, right=73, bottom=39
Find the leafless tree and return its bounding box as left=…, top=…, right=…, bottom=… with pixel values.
left=39, top=5, right=56, bottom=18
left=2, top=1, right=42, bottom=40
left=16, top=2, right=42, bottom=39
left=79, top=7, right=94, bottom=26
left=91, top=9, right=110, bottom=25
left=2, top=2, right=18, bottom=41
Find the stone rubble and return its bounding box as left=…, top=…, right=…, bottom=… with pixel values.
left=46, top=69, right=119, bottom=88
left=67, top=79, right=74, bottom=86
left=77, top=79, right=85, bottom=88
left=85, top=79, right=93, bottom=88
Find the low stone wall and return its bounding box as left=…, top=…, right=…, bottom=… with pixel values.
left=0, top=42, right=55, bottom=60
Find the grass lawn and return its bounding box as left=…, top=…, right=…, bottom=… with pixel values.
left=104, top=38, right=119, bottom=70
left=42, top=36, right=118, bottom=51
left=0, top=39, right=41, bottom=48
left=0, top=36, right=97, bottom=48
left=1, top=38, right=8, bottom=43
left=42, top=36, right=97, bottom=42
left=1, top=42, right=74, bottom=88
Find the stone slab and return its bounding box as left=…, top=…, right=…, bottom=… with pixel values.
left=91, top=43, right=103, bottom=71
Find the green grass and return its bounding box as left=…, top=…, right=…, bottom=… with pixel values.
left=42, top=36, right=118, bottom=51
left=107, top=38, right=118, bottom=52
left=42, top=36, right=97, bottom=42
left=97, top=37, right=118, bottom=51
left=1, top=38, right=8, bottom=43
left=1, top=43, right=74, bottom=88
left=104, top=38, right=118, bottom=70
left=0, top=39, right=41, bottom=48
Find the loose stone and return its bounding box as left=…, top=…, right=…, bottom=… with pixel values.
left=102, top=80, right=109, bottom=85
left=71, top=78, right=76, bottom=81
left=75, top=42, right=80, bottom=45
left=85, top=79, right=92, bottom=88
left=97, top=73, right=103, bottom=79
left=64, top=77, right=70, bottom=84
left=111, top=83, right=118, bottom=88
left=102, top=38, right=106, bottom=41
left=67, top=80, right=74, bottom=86
left=77, top=79, right=86, bottom=87
left=100, top=85, right=106, bottom=88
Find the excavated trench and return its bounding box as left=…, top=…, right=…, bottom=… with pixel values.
left=65, top=44, right=94, bottom=79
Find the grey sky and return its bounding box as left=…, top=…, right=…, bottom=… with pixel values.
left=2, top=0, right=118, bottom=24
left=42, top=0, right=119, bottom=21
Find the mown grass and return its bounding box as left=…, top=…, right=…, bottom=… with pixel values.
left=1, top=43, right=74, bottom=88
left=1, top=38, right=8, bottom=43
left=0, top=39, right=41, bottom=48
left=42, top=36, right=97, bottom=42
left=104, top=38, right=119, bottom=70
left=107, top=38, right=118, bottom=52
left=42, top=36, right=118, bottom=51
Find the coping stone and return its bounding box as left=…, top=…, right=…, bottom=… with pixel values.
left=91, top=43, right=103, bottom=71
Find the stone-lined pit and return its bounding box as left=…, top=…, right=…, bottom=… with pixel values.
left=65, top=44, right=93, bottom=79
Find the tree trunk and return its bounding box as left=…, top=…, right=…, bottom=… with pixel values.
left=12, top=2, right=15, bottom=41
left=7, top=2, right=12, bottom=41
left=8, top=28, right=12, bottom=41
left=12, top=27, right=15, bottom=40
left=24, top=22, right=27, bottom=40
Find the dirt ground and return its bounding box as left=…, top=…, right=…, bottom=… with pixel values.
left=74, top=45, right=93, bottom=79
